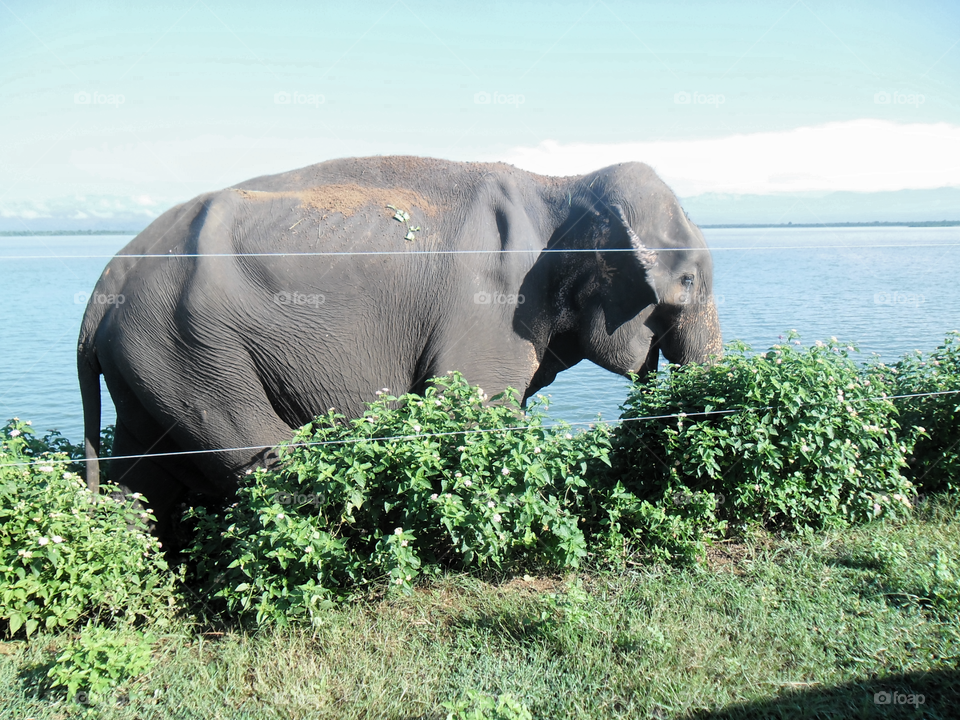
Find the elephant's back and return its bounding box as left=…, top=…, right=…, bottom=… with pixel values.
left=232, top=155, right=516, bottom=198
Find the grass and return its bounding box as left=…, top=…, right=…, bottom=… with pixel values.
left=2, top=495, right=958, bottom=719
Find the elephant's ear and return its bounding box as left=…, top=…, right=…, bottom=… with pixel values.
left=612, top=204, right=658, bottom=269
left=597, top=204, right=659, bottom=334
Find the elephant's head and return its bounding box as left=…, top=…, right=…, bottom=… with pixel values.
left=517, top=162, right=722, bottom=397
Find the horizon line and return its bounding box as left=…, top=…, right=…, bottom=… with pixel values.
left=3, top=220, right=960, bottom=237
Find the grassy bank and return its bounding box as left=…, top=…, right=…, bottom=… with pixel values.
left=2, top=493, right=958, bottom=719
left=2, top=333, right=958, bottom=718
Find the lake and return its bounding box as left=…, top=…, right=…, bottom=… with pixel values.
left=1, top=226, right=958, bottom=442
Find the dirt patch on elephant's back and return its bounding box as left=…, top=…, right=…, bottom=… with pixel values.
left=298, top=184, right=438, bottom=217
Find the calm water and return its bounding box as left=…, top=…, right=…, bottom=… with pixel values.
left=2, top=227, right=958, bottom=441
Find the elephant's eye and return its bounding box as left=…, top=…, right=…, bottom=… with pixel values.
left=680, top=274, right=695, bottom=288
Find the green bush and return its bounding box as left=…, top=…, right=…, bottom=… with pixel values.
left=0, top=418, right=180, bottom=638
left=46, top=624, right=156, bottom=702
left=880, top=331, right=960, bottom=494
left=184, top=372, right=612, bottom=625
left=606, top=335, right=917, bottom=561
left=443, top=690, right=533, bottom=720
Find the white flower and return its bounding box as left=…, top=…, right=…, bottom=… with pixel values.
left=395, top=578, right=403, bottom=585
left=412, top=425, right=421, bottom=433
left=873, top=503, right=882, bottom=515
left=464, top=479, right=472, bottom=487
left=533, top=447, right=541, bottom=454
left=488, top=501, right=495, bottom=508
left=394, top=527, right=403, bottom=535
left=457, top=445, right=466, bottom=452
left=277, top=513, right=285, bottom=520
left=381, top=388, right=389, bottom=393
left=38, top=537, right=49, bottom=546
left=405, top=575, right=412, bottom=581
left=435, top=400, right=442, bottom=406
left=815, top=340, right=824, bottom=347
left=565, top=433, right=573, bottom=440
left=25, top=420, right=31, bottom=425
left=401, top=540, right=408, bottom=547
left=304, top=546, right=313, bottom=553
left=18, top=549, right=33, bottom=559
left=39, top=465, right=54, bottom=472
left=131, top=492, right=142, bottom=499
left=493, top=514, right=502, bottom=523
left=9, top=429, right=20, bottom=437
left=501, top=468, right=510, bottom=476
left=430, top=493, right=438, bottom=501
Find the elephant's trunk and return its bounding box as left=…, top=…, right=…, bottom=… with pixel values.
left=661, top=299, right=723, bottom=365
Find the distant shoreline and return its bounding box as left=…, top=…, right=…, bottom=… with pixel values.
left=0, top=230, right=141, bottom=236
left=2, top=220, right=960, bottom=237
left=700, top=221, right=960, bottom=229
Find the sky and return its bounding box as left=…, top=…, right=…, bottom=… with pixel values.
left=1, top=0, right=958, bottom=228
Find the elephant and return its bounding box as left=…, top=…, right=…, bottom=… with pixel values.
left=78, top=155, right=722, bottom=539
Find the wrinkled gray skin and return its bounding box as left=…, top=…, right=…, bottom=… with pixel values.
left=78, top=156, right=721, bottom=539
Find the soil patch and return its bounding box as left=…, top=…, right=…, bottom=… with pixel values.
left=300, top=184, right=437, bottom=217
left=705, top=542, right=752, bottom=574
left=236, top=184, right=437, bottom=218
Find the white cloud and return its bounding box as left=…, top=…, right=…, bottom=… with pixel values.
left=0, top=207, right=47, bottom=219
left=502, top=120, right=960, bottom=195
